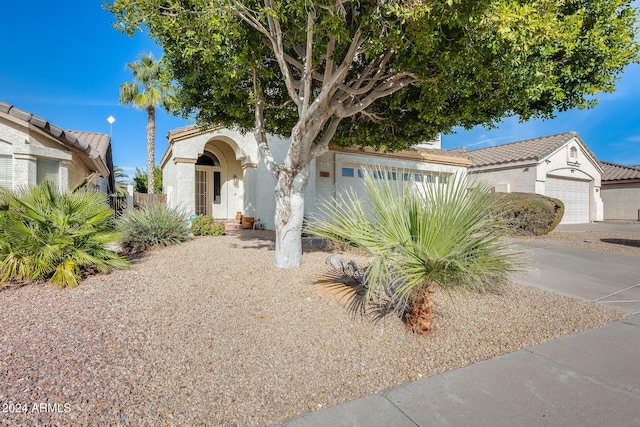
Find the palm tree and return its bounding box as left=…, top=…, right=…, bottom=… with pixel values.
left=307, top=168, right=521, bottom=333
left=119, top=52, right=174, bottom=194
left=113, top=165, right=129, bottom=196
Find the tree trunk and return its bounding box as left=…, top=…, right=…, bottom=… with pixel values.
left=273, top=164, right=309, bottom=269
left=147, top=105, right=156, bottom=195
left=404, top=287, right=435, bottom=333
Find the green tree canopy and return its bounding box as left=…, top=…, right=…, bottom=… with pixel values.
left=107, top=0, right=638, bottom=268
left=133, top=166, right=162, bottom=194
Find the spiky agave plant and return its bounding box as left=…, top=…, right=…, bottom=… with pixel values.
left=307, top=167, right=521, bottom=333
left=0, top=182, right=130, bottom=287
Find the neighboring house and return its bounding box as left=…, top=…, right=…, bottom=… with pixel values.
left=161, top=126, right=470, bottom=230
left=0, top=101, right=114, bottom=193
left=599, top=161, right=640, bottom=221
left=454, top=132, right=603, bottom=224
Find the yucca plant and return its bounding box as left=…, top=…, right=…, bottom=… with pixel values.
left=116, top=204, right=190, bottom=253
left=0, top=182, right=130, bottom=287
left=307, top=168, right=521, bottom=333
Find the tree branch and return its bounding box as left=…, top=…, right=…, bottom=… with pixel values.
left=322, top=35, right=337, bottom=84
left=341, top=48, right=395, bottom=96
left=252, top=67, right=278, bottom=178
left=334, top=72, right=418, bottom=118
left=300, top=6, right=316, bottom=117
left=263, top=0, right=302, bottom=110
left=308, top=30, right=363, bottom=116
left=310, top=116, right=342, bottom=158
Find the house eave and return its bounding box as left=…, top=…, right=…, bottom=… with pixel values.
left=468, top=161, right=539, bottom=173
left=602, top=179, right=640, bottom=185
left=328, top=145, right=471, bottom=167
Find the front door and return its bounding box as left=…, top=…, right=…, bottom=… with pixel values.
left=195, top=166, right=223, bottom=217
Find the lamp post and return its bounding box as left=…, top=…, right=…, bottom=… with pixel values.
left=107, top=116, right=116, bottom=137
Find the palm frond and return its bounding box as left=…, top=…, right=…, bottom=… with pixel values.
left=307, top=166, right=522, bottom=317
left=0, top=183, right=130, bottom=287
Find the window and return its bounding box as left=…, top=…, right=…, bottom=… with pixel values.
left=341, top=167, right=354, bottom=177
left=569, top=146, right=578, bottom=161
left=196, top=152, right=221, bottom=166
left=213, top=171, right=221, bottom=204
left=0, top=155, right=11, bottom=189
left=37, top=158, right=59, bottom=187
left=439, top=175, right=449, bottom=184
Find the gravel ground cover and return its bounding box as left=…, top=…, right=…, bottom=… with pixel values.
left=0, top=229, right=632, bottom=426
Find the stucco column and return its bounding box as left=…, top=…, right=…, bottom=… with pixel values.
left=594, top=186, right=604, bottom=222
left=174, top=159, right=197, bottom=216
left=60, top=159, right=71, bottom=191
left=242, top=162, right=258, bottom=217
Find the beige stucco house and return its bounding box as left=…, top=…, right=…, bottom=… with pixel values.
left=454, top=132, right=603, bottom=224
left=161, top=126, right=471, bottom=230
left=599, top=161, right=640, bottom=221
left=0, top=101, right=114, bottom=193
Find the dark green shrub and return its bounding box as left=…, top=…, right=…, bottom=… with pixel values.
left=492, top=193, right=564, bottom=236
left=191, top=215, right=226, bottom=236
left=0, top=182, right=130, bottom=287
left=116, top=204, right=190, bottom=253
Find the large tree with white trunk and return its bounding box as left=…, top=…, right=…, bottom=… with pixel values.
left=107, top=0, right=638, bottom=268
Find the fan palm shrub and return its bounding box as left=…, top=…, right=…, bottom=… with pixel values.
left=0, top=182, right=130, bottom=287
left=116, top=204, right=190, bottom=253
left=307, top=168, right=521, bottom=333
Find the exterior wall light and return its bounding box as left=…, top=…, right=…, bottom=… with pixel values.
left=233, top=175, right=239, bottom=188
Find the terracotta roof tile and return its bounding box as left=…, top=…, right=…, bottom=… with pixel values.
left=454, top=132, right=584, bottom=168
left=0, top=100, right=111, bottom=179
left=600, top=161, right=640, bottom=182
left=67, top=130, right=111, bottom=159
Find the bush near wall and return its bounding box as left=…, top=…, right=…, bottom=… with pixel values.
left=191, top=216, right=226, bottom=236
left=492, top=193, right=564, bottom=236
left=116, top=204, right=190, bottom=253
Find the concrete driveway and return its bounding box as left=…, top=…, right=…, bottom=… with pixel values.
left=279, top=222, right=640, bottom=427
left=513, top=222, right=640, bottom=314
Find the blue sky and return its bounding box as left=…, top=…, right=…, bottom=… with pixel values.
left=1, top=1, right=639, bottom=184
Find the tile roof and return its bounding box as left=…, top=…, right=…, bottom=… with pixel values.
left=0, top=101, right=111, bottom=179
left=599, top=161, right=640, bottom=182
left=67, top=130, right=111, bottom=160
left=452, top=131, right=588, bottom=168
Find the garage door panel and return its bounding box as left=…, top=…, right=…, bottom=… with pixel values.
left=546, top=177, right=590, bottom=224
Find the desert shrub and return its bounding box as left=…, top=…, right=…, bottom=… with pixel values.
left=116, top=204, right=190, bottom=253
left=492, top=193, right=564, bottom=236
left=0, top=182, right=130, bottom=287
left=191, top=215, right=225, bottom=236
left=307, top=169, right=521, bottom=333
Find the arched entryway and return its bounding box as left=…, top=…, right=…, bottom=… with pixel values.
left=195, top=142, right=243, bottom=219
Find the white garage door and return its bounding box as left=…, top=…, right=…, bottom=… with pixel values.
left=545, top=177, right=590, bottom=224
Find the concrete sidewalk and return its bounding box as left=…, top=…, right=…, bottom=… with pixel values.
left=276, top=225, right=640, bottom=426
